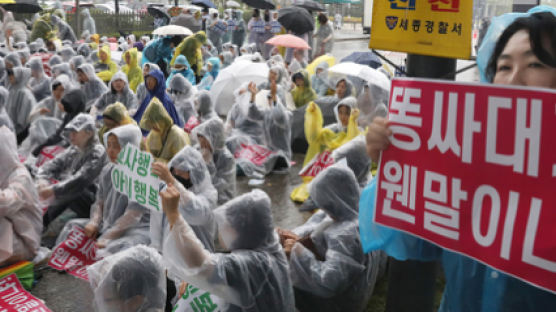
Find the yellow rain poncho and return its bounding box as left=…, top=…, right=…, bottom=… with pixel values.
left=96, top=45, right=118, bottom=83
left=140, top=97, right=189, bottom=163
left=170, top=31, right=207, bottom=77
left=121, top=48, right=143, bottom=92
left=98, top=102, right=136, bottom=145
left=290, top=98, right=361, bottom=202
left=291, top=70, right=317, bottom=108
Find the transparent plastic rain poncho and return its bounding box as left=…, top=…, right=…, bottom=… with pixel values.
left=356, top=80, right=389, bottom=129
left=88, top=245, right=167, bottom=312
left=69, top=55, right=85, bottom=79
left=0, top=87, right=14, bottom=132
left=4, top=52, right=22, bottom=68
left=311, top=61, right=333, bottom=97
left=94, top=71, right=138, bottom=113
left=257, top=65, right=287, bottom=106
left=193, top=118, right=236, bottom=204
left=221, top=51, right=234, bottom=68
left=0, top=58, right=6, bottom=87
left=28, top=74, right=72, bottom=123
left=81, top=8, right=96, bottom=36
left=27, top=56, right=51, bottom=102
left=195, top=90, right=218, bottom=122
left=0, top=126, right=42, bottom=266
left=331, top=135, right=371, bottom=187
left=163, top=189, right=295, bottom=311
left=224, top=82, right=264, bottom=149
left=78, top=63, right=109, bottom=110
left=50, top=14, right=77, bottom=43
left=59, top=46, right=76, bottom=62
left=36, top=113, right=108, bottom=203
left=289, top=164, right=380, bottom=312
left=77, top=43, right=91, bottom=58
left=51, top=62, right=73, bottom=79
left=167, top=74, right=197, bottom=125
left=150, top=146, right=218, bottom=253
left=6, top=67, right=36, bottom=136
left=48, top=55, right=63, bottom=68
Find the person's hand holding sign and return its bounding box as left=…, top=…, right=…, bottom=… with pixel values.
left=152, top=162, right=175, bottom=185
left=366, top=117, right=392, bottom=162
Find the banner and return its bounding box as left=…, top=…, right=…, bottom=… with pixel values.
left=0, top=274, right=51, bottom=312
left=374, top=78, right=556, bottom=293
left=48, top=226, right=99, bottom=281
left=111, top=144, right=162, bottom=212
left=172, top=284, right=222, bottom=312
left=299, top=151, right=334, bottom=178
left=369, top=0, right=473, bottom=59
left=234, top=144, right=275, bottom=167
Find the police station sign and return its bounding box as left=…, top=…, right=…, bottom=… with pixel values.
left=374, top=78, right=556, bottom=293
left=369, top=0, right=473, bottom=59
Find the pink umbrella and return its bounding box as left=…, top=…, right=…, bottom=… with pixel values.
left=265, top=34, right=311, bottom=50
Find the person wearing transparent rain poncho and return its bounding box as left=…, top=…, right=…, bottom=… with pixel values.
left=356, top=80, right=389, bottom=129
left=167, top=74, right=196, bottom=126
left=161, top=187, right=295, bottom=312
left=0, top=126, right=42, bottom=267
left=193, top=118, right=236, bottom=204
left=36, top=113, right=108, bottom=229
left=28, top=74, right=71, bottom=123
left=6, top=67, right=36, bottom=143
left=195, top=90, right=218, bottom=123
left=56, top=124, right=150, bottom=257
left=27, top=56, right=51, bottom=102
left=278, top=164, right=380, bottom=312
left=150, top=146, right=218, bottom=252
left=92, top=71, right=138, bottom=118
left=77, top=63, right=109, bottom=110
left=88, top=245, right=166, bottom=312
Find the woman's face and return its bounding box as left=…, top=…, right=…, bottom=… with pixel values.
left=99, top=50, right=108, bottom=62
left=106, top=134, right=121, bottom=163
left=52, top=84, right=65, bottom=101
left=338, top=105, right=351, bottom=127
left=146, top=76, right=157, bottom=90
left=336, top=80, right=347, bottom=98
left=198, top=134, right=212, bottom=153
left=69, top=130, right=92, bottom=148
left=493, top=30, right=556, bottom=88
left=295, top=76, right=304, bottom=87
left=112, top=79, right=125, bottom=92
left=143, top=65, right=151, bottom=76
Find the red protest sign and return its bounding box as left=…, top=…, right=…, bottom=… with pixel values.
left=234, top=144, right=275, bottom=166
left=184, top=116, right=201, bottom=134
left=373, top=78, right=556, bottom=294
left=0, top=274, right=51, bottom=312
left=48, top=226, right=99, bottom=281
left=299, top=151, right=334, bottom=178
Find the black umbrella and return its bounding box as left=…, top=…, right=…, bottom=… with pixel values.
left=278, top=6, right=314, bottom=35
left=148, top=6, right=170, bottom=23
left=241, top=0, right=275, bottom=9
left=293, top=0, right=325, bottom=12
left=341, top=51, right=382, bottom=69
left=2, top=0, right=42, bottom=14
left=191, top=0, right=216, bottom=9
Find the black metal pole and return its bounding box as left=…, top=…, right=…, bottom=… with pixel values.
left=384, top=54, right=456, bottom=312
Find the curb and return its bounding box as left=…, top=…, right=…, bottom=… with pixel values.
left=335, top=35, right=370, bottom=42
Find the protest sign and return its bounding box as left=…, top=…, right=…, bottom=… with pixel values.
left=172, top=284, right=222, bottom=312
left=299, top=151, right=334, bottom=178
left=373, top=78, right=556, bottom=293
left=369, top=0, right=473, bottom=59
left=111, top=144, right=162, bottom=212
left=0, top=274, right=51, bottom=312
left=48, top=226, right=99, bottom=281
left=234, top=144, right=276, bottom=167
left=184, top=116, right=201, bottom=134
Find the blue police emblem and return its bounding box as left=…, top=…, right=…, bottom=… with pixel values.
left=385, top=16, right=399, bottom=30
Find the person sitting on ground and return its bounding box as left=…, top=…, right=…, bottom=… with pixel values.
left=311, top=61, right=333, bottom=97
left=92, top=71, right=138, bottom=118
left=77, top=63, right=109, bottom=110
left=6, top=67, right=36, bottom=143
left=95, top=44, right=119, bottom=83
left=140, top=97, right=189, bottom=162
left=36, top=113, right=107, bottom=232
left=195, top=90, right=218, bottom=123
left=121, top=47, right=143, bottom=93
left=97, top=102, right=136, bottom=145
left=291, top=70, right=317, bottom=108
left=167, top=74, right=196, bottom=126
left=161, top=188, right=295, bottom=311
left=166, top=55, right=196, bottom=87
left=27, top=56, right=51, bottom=102
left=197, top=56, right=221, bottom=91
left=0, top=126, right=42, bottom=267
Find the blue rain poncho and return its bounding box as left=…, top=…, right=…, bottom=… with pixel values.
left=133, top=69, right=184, bottom=129
left=150, top=146, right=218, bottom=252
left=163, top=189, right=296, bottom=311
left=166, top=55, right=196, bottom=88
left=197, top=57, right=221, bottom=91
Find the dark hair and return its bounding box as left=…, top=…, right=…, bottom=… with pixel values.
left=52, top=81, right=62, bottom=91
left=253, top=9, right=260, bottom=18
left=6, top=69, right=13, bottom=76
left=318, top=13, right=328, bottom=25
left=486, top=12, right=556, bottom=82
left=291, top=71, right=304, bottom=83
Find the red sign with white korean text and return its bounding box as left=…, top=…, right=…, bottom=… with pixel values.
left=48, top=226, right=99, bottom=281
left=299, top=151, right=334, bottom=178
left=0, top=274, right=51, bottom=312
left=234, top=144, right=275, bottom=166
left=374, top=78, right=556, bottom=293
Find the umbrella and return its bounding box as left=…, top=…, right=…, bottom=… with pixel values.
left=2, top=0, right=42, bottom=13
left=191, top=0, right=216, bottom=9
left=329, top=62, right=391, bottom=91
left=185, top=4, right=203, bottom=12
left=153, top=25, right=193, bottom=36
left=341, top=51, right=382, bottom=69
left=278, top=7, right=313, bottom=35
left=148, top=6, right=170, bottom=20
left=211, top=60, right=269, bottom=116
left=265, top=34, right=310, bottom=50
left=293, top=0, right=325, bottom=12
left=306, top=54, right=335, bottom=75
left=226, top=0, right=240, bottom=7
left=241, top=0, right=275, bottom=9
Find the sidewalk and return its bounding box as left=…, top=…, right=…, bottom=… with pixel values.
left=335, top=27, right=370, bottom=41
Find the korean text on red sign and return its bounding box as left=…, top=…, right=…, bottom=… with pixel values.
left=0, top=274, right=51, bottom=312
left=48, top=226, right=99, bottom=281
left=374, top=78, right=556, bottom=293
